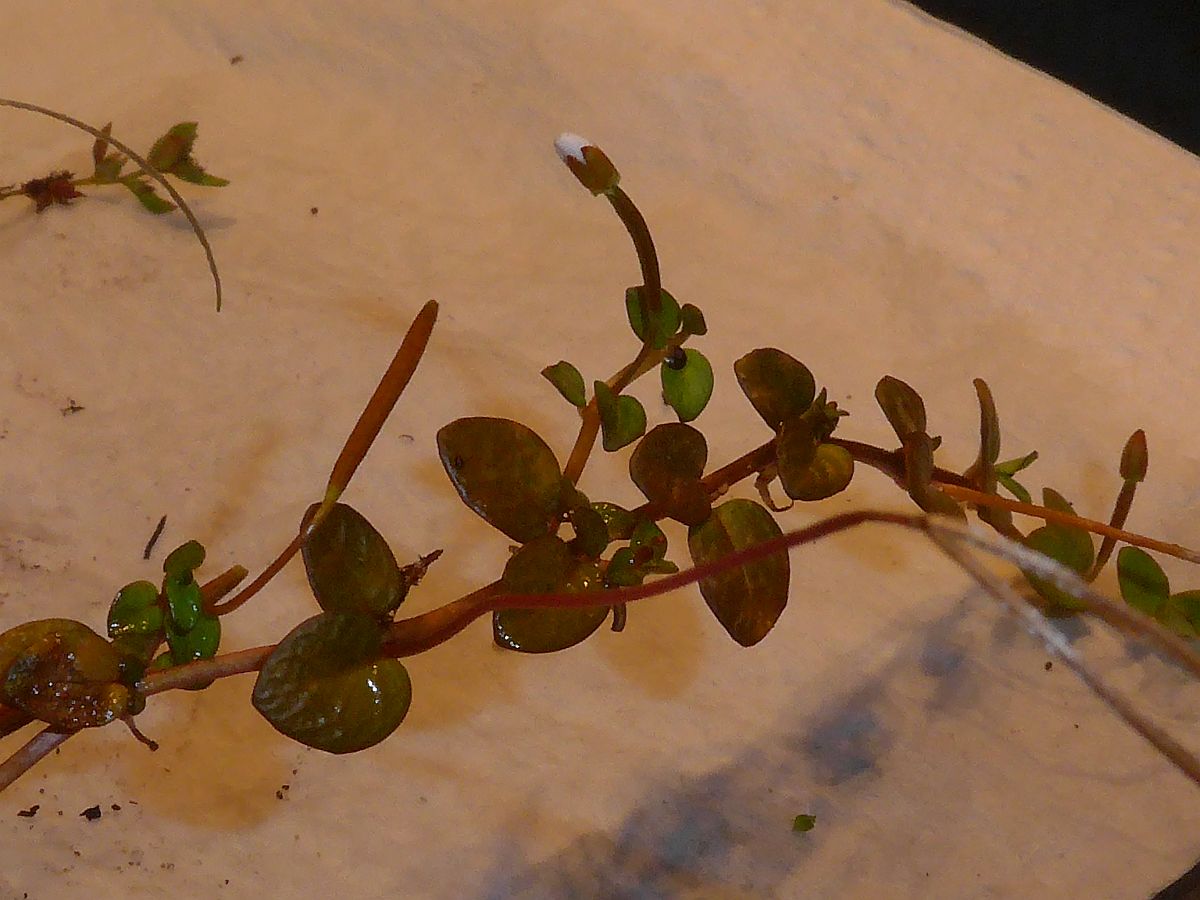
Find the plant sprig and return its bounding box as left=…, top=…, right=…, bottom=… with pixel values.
left=4, top=129, right=1200, bottom=802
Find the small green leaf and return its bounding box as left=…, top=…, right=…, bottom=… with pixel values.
left=625, top=286, right=681, bottom=348
left=165, top=612, right=220, bottom=663
left=169, top=158, right=230, bottom=187
left=594, top=381, right=646, bottom=452
left=541, top=361, right=587, bottom=408
left=164, top=540, right=205, bottom=579
left=874, top=376, right=926, bottom=440
left=605, top=547, right=643, bottom=587
left=302, top=502, right=404, bottom=616
left=592, top=502, right=636, bottom=541
left=494, top=538, right=608, bottom=653
left=687, top=499, right=789, bottom=646
left=792, top=814, right=816, bottom=833
left=1022, top=491, right=1094, bottom=611
left=1165, top=590, right=1200, bottom=636
left=778, top=435, right=854, bottom=502
left=120, top=175, right=175, bottom=214
left=1117, top=546, right=1169, bottom=617
left=996, top=472, right=1032, bottom=504
left=91, top=122, right=112, bottom=167
left=93, top=155, right=124, bottom=183
left=1120, top=430, right=1148, bottom=482
left=995, top=451, right=1039, bottom=477
left=107, top=581, right=163, bottom=639
left=680, top=303, right=707, bottom=336
left=437, top=417, right=565, bottom=543
left=567, top=504, right=610, bottom=559
left=148, top=122, right=198, bottom=171
left=734, top=349, right=816, bottom=431
left=901, top=433, right=964, bottom=518
left=165, top=578, right=203, bottom=632
left=252, top=612, right=411, bottom=754
left=661, top=349, right=714, bottom=423
left=629, top=423, right=711, bottom=526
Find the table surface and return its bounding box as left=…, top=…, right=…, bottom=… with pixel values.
left=3, top=2, right=1200, bottom=897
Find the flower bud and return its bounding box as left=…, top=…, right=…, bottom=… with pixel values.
left=554, top=133, right=620, bottom=195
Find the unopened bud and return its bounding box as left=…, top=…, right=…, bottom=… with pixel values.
left=554, top=133, right=620, bottom=195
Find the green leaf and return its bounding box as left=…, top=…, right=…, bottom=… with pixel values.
left=1117, top=546, right=1169, bottom=617
left=164, top=540, right=205, bottom=579
left=594, top=381, right=646, bottom=452
left=874, top=375, right=927, bottom=440
left=1022, top=491, right=1094, bottom=611
left=792, top=814, right=817, bottom=833
left=660, top=349, right=714, bottom=423
left=148, top=122, right=198, bottom=171
left=1165, top=590, right=1200, bottom=637
left=996, top=472, right=1032, bottom=505
left=541, top=361, right=587, bottom=408
left=995, top=451, right=1039, bottom=477
left=107, top=581, right=163, bottom=639
left=687, top=499, right=789, bottom=647
left=629, top=423, right=711, bottom=526
left=778, top=431, right=854, bottom=502
left=680, top=303, right=707, bottom=336
left=900, top=432, right=964, bottom=518
left=734, top=349, right=816, bottom=431
left=494, top=538, right=608, bottom=653
left=592, top=502, right=636, bottom=541
left=625, top=286, right=681, bottom=349
left=165, top=578, right=204, bottom=632
left=120, top=175, right=175, bottom=214
left=252, top=612, right=411, bottom=754
left=437, top=417, right=565, bottom=543
left=165, top=612, right=221, bottom=663
left=567, top=504, right=610, bottom=559
left=169, top=158, right=230, bottom=187
left=93, top=155, right=124, bottom=183
left=302, top=502, right=404, bottom=616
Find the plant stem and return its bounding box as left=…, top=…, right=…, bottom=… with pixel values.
left=939, top=483, right=1200, bottom=564
left=1089, top=479, right=1138, bottom=580
left=0, top=728, right=70, bottom=793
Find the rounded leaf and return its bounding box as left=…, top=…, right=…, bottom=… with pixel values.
left=629, top=423, right=711, bottom=526
left=437, top=417, right=564, bottom=543
left=1117, top=546, right=1169, bottom=617
left=302, top=502, right=403, bottom=615
left=107, top=581, right=163, bottom=638
left=779, top=441, right=854, bottom=502
left=687, top=499, right=789, bottom=646
left=626, top=286, right=681, bottom=349
left=166, top=612, right=221, bottom=663
left=1022, top=508, right=1095, bottom=613
left=874, top=376, right=927, bottom=440
left=594, top=381, right=647, bottom=452
left=734, top=349, right=816, bottom=431
left=660, top=349, right=714, bottom=423
left=252, top=612, right=412, bottom=754
left=164, top=540, right=206, bottom=579
left=541, top=360, right=587, bottom=408
left=165, top=578, right=203, bottom=632
left=495, top=540, right=607, bottom=653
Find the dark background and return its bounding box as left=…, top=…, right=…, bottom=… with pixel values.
left=907, top=0, right=1200, bottom=155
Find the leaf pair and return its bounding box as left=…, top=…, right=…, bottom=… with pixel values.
left=874, top=376, right=962, bottom=518
left=736, top=349, right=853, bottom=502
left=1021, top=489, right=1095, bottom=611
left=92, top=121, right=228, bottom=214
left=1117, top=547, right=1200, bottom=637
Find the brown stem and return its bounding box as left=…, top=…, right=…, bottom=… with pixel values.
left=0, top=728, right=71, bottom=793
left=1089, top=479, right=1138, bottom=580
left=939, top=483, right=1200, bottom=564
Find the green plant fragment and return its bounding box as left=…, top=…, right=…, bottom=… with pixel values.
left=163, top=540, right=205, bottom=579
left=107, top=581, right=163, bottom=638
left=568, top=504, right=610, bottom=559
left=900, top=432, right=964, bottom=518
left=734, top=349, right=816, bottom=431
left=792, top=814, right=816, bottom=833
left=165, top=612, right=220, bottom=663
left=494, top=538, right=608, bottom=653
left=146, top=122, right=229, bottom=186
left=437, top=417, right=565, bottom=543
left=165, top=578, right=203, bottom=632
left=995, top=451, right=1039, bottom=476
left=1120, top=430, right=1148, bottom=482
left=592, top=502, right=636, bottom=541
left=687, top=499, right=789, bottom=646
left=875, top=375, right=927, bottom=440
left=301, top=502, right=404, bottom=616
left=1164, top=590, right=1200, bottom=637
left=661, top=349, right=714, bottom=423
left=541, top=360, right=587, bottom=407
left=252, top=612, right=411, bottom=754
left=996, top=473, right=1032, bottom=504
left=680, top=303, right=707, bottom=336
left=629, top=423, right=710, bottom=526
left=625, top=286, right=680, bottom=349
left=594, top=381, right=646, bottom=452
left=120, top=175, right=175, bottom=214
left=1022, top=490, right=1094, bottom=611
left=1117, top=546, right=1169, bottom=618
left=778, top=437, right=854, bottom=502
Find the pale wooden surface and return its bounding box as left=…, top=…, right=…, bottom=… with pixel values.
left=3, top=2, right=1200, bottom=897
